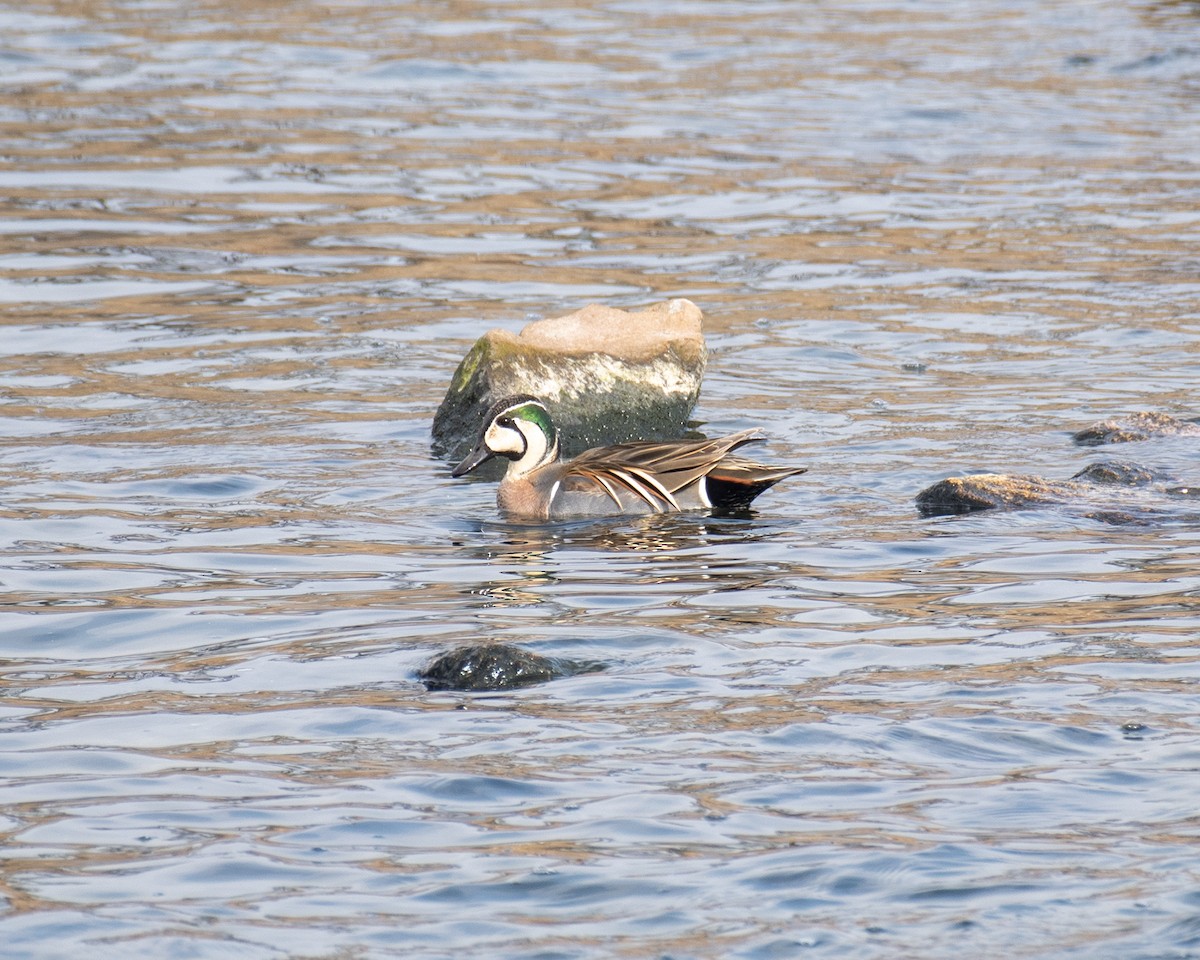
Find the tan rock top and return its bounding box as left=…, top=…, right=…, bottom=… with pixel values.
left=488, top=298, right=704, bottom=361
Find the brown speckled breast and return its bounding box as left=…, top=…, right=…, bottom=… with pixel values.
left=497, top=477, right=551, bottom=521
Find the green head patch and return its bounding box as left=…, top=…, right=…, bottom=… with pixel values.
left=506, top=399, right=553, bottom=440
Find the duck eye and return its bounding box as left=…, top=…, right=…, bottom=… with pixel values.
left=497, top=416, right=513, bottom=427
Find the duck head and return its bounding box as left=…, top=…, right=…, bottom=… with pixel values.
left=451, top=395, right=560, bottom=478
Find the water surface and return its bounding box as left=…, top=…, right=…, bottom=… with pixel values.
left=2, top=1, right=1200, bottom=957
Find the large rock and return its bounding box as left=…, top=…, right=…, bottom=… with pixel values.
left=431, top=299, right=707, bottom=461
left=1073, top=411, right=1200, bottom=446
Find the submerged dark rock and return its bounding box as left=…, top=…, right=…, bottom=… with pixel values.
left=431, top=299, right=707, bottom=463
left=419, top=643, right=601, bottom=692
left=1072, top=411, right=1200, bottom=446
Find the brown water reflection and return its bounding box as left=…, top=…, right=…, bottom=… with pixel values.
left=2, top=0, right=1200, bottom=958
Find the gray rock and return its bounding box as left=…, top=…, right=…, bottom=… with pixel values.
left=1073, top=411, right=1200, bottom=446
left=418, top=643, right=602, bottom=692
left=431, top=299, right=707, bottom=462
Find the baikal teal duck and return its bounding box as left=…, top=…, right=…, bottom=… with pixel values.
left=452, top=395, right=806, bottom=521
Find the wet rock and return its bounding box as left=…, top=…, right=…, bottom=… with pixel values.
left=1069, top=459, right=1164, bottom=486
left=916, top=459, right=1189, bottom=519
left=918, top=415, right=1200, bottom=521
left=1072, top=411, right=1200, bottom=446
left=431, top=299, right=707, bottom=462
left=418, top=642, right=601, bottom=692
left=915, top=473, right=1091, bottom=514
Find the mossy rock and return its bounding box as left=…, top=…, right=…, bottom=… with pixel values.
left=431, top=299, right=707, bottom=462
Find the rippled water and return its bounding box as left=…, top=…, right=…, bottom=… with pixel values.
left=2, top=1, right=1200, bottom=957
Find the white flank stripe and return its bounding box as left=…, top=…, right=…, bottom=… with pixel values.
left=593, top=473, right=624, bottom=507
